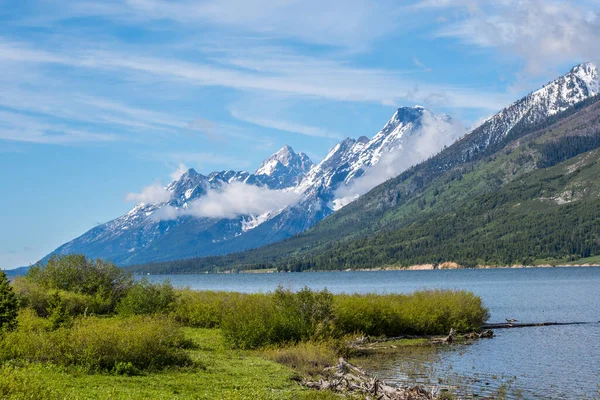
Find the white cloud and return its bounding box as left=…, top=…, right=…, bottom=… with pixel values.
left=158, top=181, right=300, bottom=220
left=230, top=108, right=344, bottom=139
left=334, top=112, right=466, bottom=206
left=428, top=0, right=600, bottom=75
left=0, top=110, right=117, bottom=145
left=125, top=183, right=172, bottom=204
left=0, top=37, right=512, bottom=111
left=169, top=163, right=189, bottom=181
left=76, top=0, right=403, bottom=49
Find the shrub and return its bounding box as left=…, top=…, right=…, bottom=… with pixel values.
left=0, top=310, right=192, bottom=372
left=12, top=278, right=113, bottom=318
left=0, top=364, right=58, bottom=400
left=171, top=289, right=242, bottom=328
left=26, top=254, right=133, bottom=312
left=221, top=287, right=335, bottom=349
left=0, top=270, right=18, bottom=331
left=334, top=290, right=489, bottom=337
left=116, top=278, right=176, bottom=316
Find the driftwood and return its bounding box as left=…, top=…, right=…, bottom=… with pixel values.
left=305, top=357, right=436, bottom=400
left=444, top=328, right=455, bottom=344
left=464, top=329, right=494, bottom=339
left=482, top=321, right=596, bottom=329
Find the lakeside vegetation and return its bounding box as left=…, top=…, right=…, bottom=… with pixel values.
left=0, top=255, right=489, bottom=399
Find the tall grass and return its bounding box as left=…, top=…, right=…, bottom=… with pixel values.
left=171, top=289, right=244, bottom=328
left=334, top=290, right=489, bottom=336
left=220, top=287, right=335, bottom=349
left=0, top=364, right=59, bottom=400
left=0, top=309, right=192, bottom=372
left=213, top=288, right=488, bottom=349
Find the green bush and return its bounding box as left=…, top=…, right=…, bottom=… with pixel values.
left=171, top=289, right=242, bottom=328
left=0, top=364, right=59, bottom=400
left=334, top=290, right=489, bottom=336
left=12, top=278, right=113, bottom=318
left=0, top=310, right=192, bottom=372
left=221, top=287, right=335, bottom=349
left=116, top=278, right=176, bottom=316
left=26, top=254, right=133, bottom=313
left=0, top=270, right=19, bottom=331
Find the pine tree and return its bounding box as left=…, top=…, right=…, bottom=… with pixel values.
left=0, top=270, right=19, bottom=331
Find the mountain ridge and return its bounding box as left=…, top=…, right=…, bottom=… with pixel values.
left=45, top=105, right=456, bottom=265
left=123, top=64, right=600, bottom=273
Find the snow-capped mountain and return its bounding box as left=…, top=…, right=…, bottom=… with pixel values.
left=461, top=62, right=599, bottom=159
left=297, top=106, right=453, bottom=199
left=46, top=146, right=313, bottom=265
left=44, top=63, right=600, bottom=266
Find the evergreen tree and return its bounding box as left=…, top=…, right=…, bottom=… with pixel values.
left=0, top=270, right=19, bottom=331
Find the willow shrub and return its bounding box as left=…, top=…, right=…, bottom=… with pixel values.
left=334, top=290, right=490, bottom=336
left=0, top=310, right=192, bottom=372
left=116, top=278, right=177, bottom=316
left=0, top=364, right=59, bottom=400
left=12, top=278, right=113, bottom=318
left=201, top=288, right=487, bottom=348
left=220, top=287, right=335, bottom=349
left=171, top=289, right=244, bottom=328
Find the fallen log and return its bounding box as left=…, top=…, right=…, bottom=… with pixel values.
left=304, top=357, right=436, bottom=400
left=482, top=321, right=597, bottom=329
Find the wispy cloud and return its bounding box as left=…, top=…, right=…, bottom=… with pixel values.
left=334, top=112, right=466, bottom=207
left=169, top=163, right=189, bottom=181
left=230, top=108, right=344, bottom=139
left=159, top=151, right=251, bottom=170
left=423, top=0, right=600, bottom=74
left=0, top=109, right=117, bottom=145
left=0, top=37, right=512, bottom=111
left=44, top=0, right=404, bottom=49
left=413, top=57, right=432, bottom=72
left=125, top=182, right=172, bottom=204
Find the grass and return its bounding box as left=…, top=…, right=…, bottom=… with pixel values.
left=5, top=264, right=488, bottom=399
left=564, top=255, right=600, bottom=265
left=0, top=328, right=339, bottom=400
left=0, top=310, right=191, bottom=373
left=333, top=290, right=489, bottom=337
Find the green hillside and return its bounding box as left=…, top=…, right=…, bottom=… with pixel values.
left=128, top=96, right=600, bottom=273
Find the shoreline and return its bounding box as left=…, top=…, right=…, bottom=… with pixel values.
left=136, top=263, right=600, bottom=275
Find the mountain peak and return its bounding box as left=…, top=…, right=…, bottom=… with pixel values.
left=182, top=168, right=198, bottom=178
left=255, top=145, right=313, bottom=178
left=277, top=144, right=294, bottom=154
left=568, top=62, right=598, bottom=92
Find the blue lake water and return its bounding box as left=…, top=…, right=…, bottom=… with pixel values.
left=147, top=267, right=600, bottom=399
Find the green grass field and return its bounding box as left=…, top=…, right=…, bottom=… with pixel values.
left=1, top=328, right=338, bottom=400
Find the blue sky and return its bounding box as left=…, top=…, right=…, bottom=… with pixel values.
left=1, top=0, right=599, bottom=269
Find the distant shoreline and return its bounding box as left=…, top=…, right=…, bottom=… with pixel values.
left=135, top=263, right=600, bottom=275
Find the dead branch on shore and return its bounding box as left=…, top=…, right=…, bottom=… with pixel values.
left=304, top=357, right=437, bottom=399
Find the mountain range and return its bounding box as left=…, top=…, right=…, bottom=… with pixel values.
left=46, top=104, right=458, bottom=265
left=46, top=63, right=600, bottom=268
left=125, top=63, right=600, bottom=273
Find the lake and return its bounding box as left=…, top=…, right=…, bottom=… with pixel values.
left=146, top=267, right=600, bottom=399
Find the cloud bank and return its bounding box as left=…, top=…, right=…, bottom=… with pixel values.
left=333, top=113, right=466, bottom=208
left=157, top=181, right=301, bottom=220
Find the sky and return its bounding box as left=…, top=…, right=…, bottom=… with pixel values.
left=1, top=0, right=599, bottom=269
